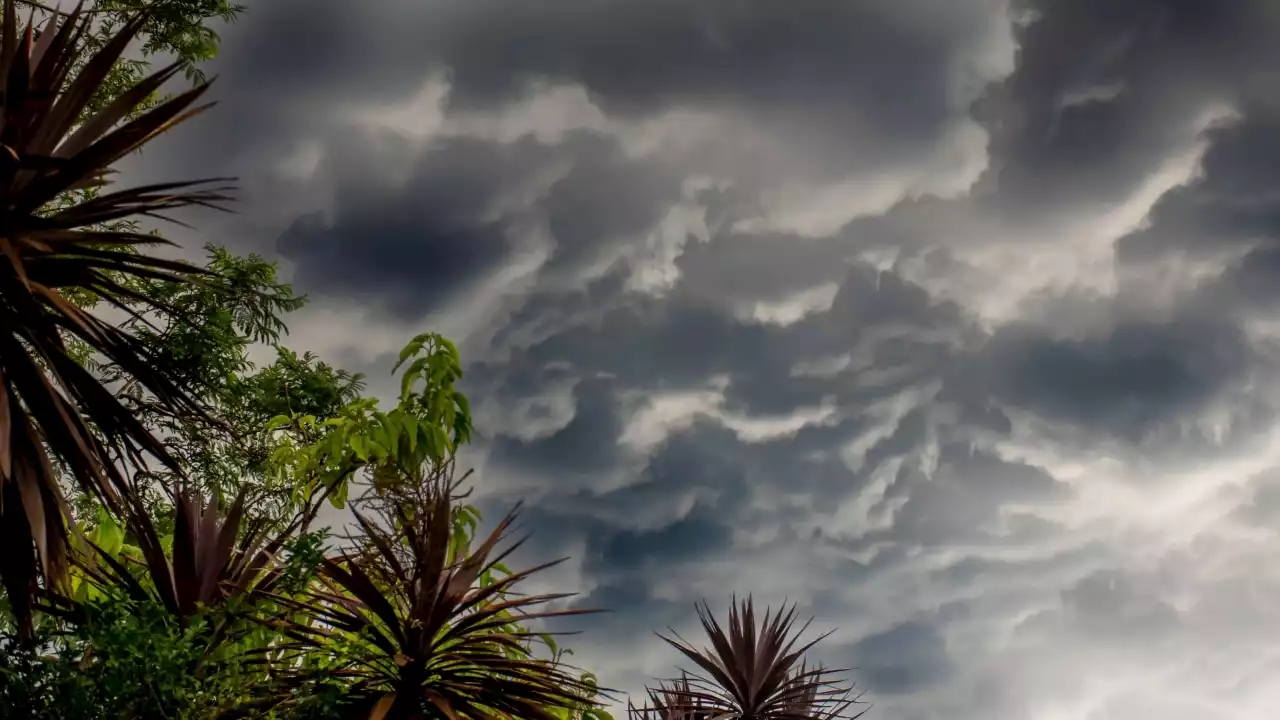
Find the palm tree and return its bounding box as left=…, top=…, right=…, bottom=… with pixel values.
left=633, top=597, right=868, bottom=720
left=271, top=479, right=608, bottom=720
left=0, top=0, right=231, bottom=635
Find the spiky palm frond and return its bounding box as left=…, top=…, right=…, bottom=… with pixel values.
left=630, top=674, right=712, bottom=720
left=65, top=490, right=294, bottom=622
left=0, top=0, right=232, bottom=635
left=635, top=598, right=866, bottom=720
left=273, top=491, right=607, bottom=720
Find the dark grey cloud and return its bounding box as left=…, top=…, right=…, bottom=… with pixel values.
left=673, top=230, right=852, bottom=308
left=125, top=0, right=1280, bottom=716
left=421, top=0, right=990, bottom=181
left=541, top=136, right=682, bottom=275
left=207, top=0, right=1003, bottom=178
left=1113, top=102, right=1280, bottom=335
left=472, top=261, right=973, bottom=482
left=488, top=376, right=626, bottom=480
left=875, top=444, right=1067, bottom=547
left=271, top=129, right=684, bottom=319
left=128, top=0, right=1016, bottom=306
left=973, top=0, right=1280, bottom=216
left=1118, top=105, right=1280, bottom=258
left=592, top=502, right=733, bottom=572
left=976, top=315, right=1253, bottom=442
left=276, top=135, right=527, bottom=316
left=849, top=621, right=954, bottom=696
left=489, top=296, right=777, bottom=393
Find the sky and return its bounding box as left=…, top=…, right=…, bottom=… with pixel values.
left=126, top=1, right=1280, bottom=718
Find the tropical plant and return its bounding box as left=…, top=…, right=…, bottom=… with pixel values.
left=32, top=490, right=337, bottom=719
left=263, top=332, right=470, bottom=514
left=249, top=336, right=606, bottom=719
left=0, top=0, right=233, bottom=635
left=17, top=0, right=245, bottom=123
left=100, top=244, right=364, bottom=526
left=0, top=591, right=264, bottom=719
left=269, top=480, right=606, bottom=720
left=63, top=490, right=302, bottom=622
left=0, top=323, right=612, bottom=719
left=633, top=598, right=867, bottom=720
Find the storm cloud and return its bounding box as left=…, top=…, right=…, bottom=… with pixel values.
left=135, top=0, right=1280, bottom=717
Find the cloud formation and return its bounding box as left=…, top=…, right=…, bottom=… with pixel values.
left=138, top=0, right=1280, bottom=717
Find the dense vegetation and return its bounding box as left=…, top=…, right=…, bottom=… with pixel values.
left=0, top=2, right=867, bottom=718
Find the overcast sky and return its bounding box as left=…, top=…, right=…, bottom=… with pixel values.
left=129, top=1, right=1280, bottom=717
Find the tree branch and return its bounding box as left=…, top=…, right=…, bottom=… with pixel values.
left=17, top=0, right=74, bottom=18
left=16, top=1, right=113, bottom=19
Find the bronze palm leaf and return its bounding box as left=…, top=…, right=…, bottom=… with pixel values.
left=0, top=0, right=232, bottom=635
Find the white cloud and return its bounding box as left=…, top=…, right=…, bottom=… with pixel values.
left=741, top=282, right=842, bottom=326
left=619, top=385, right=841, bottom=455
left=897, top=103, right=1241, bottom=333
left=743, top=118, right=993, bottom=238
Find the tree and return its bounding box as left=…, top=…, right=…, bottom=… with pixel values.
left=244, top=334, right=605, bottom=720
left=268, top=456, right=603, bottom=719
left=97, top=245, right=365, bottom=528
left=17, top=0, right=246, bottom=118
left=0, top=0, right=233, bottom=636
left=631, top=598, right=867, bottom=720
left=1, top=328, right=612, bottom=720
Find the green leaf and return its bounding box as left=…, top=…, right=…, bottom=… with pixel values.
left=401, top=414, right=419, bottom=454
left=350, top=434, right=368, bottom=462
left=329, top=479, right=349, bottom=509
left=93, top=506, right=125, bottom=557
left=400, top=365, right=422, bottom=402
left=541, top=632, right=560, bottom=657
left=393, top=336, right=427, bottom=372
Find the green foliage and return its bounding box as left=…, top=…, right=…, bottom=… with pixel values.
left=0, top=511, right=338, bottom=718
left=4, top=315, right=609, bottom=718
left=276, top=529, right=329, bottom=595
left=265, top=333, right=470, bottom=511
left=555, top=671, right=617, bottom=720
left=88, top=246, right=365, bottom=528
left=242, top=346, right=369, bottom=428
left=0, top=594, right=256, bottom=719
left=23, top=0, right=246, bottom=121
